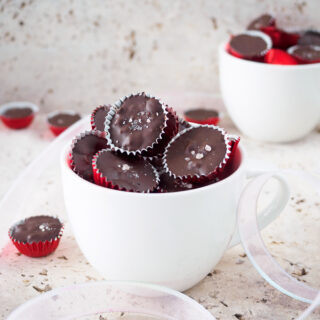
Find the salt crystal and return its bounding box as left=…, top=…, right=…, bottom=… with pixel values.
left=205, top=145, right=212, bottom=152
left=122, top=164, right=130, bottom=171
left=196, top=153, right=204, bottom=160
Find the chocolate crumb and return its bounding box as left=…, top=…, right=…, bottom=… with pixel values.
left=57, top=255, right=68, bottom=260
left=239, top=253, right=247, bottom=258
left=39, top=269, right=48, bottom=276
left=32, top=284, right=52, bottom=293
left=234, top=314, right=244, bottom=319
left=220, top=300, right=228, bottom=307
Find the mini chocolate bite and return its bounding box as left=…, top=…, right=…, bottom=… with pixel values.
left=298, top=30, right=320, bottom=46
left=94, top=149, right=159, bottom=192
left=91, top=105, right=111, bottom=131
left=71, top=131, right=108, bottom=181
left=229, top=31, right=271, bottom=59
left=164, top=126, right=229, bottom=180
left=107, top=93, right=167, bottom=152
left=247, top=14, right=275, bottom=30
left=48, top=112, right=81, bottom=128
left=184, top=109, right=219, bottom=121
left=3, top=106, right=33, bottom=118
left=288, top=45, right=320, bottom=62
left=10, top=216, right=62, bottom=244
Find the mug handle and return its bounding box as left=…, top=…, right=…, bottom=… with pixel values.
left=228, top=167, right=290, bottom=248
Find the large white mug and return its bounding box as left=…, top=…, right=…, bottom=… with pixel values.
left=219, top=43, right=320, bottom=142
left=61, top=142, right=290, bottom=292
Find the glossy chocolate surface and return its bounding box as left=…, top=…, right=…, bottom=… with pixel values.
left=11, top=216, right=62, bottom=243
left=230, top=34, right=268, bottom=58
left=96, top=150, right=158, bottom=192
left=72, top=132, right=108, bottom=181
left=290, top=45, right=320, bottom=61
left=48, top=113, right=81, bottom=127
left=3, top=107, right=33, bottom=118
left=92, top=105, right=111, bottom=131
left=247, top=14, right=274, bottom=30
left=110, top=94, right=166, bottom=151
left=165, top=127, right=227, bottom=178
left=184, top=108, right=219, bottom=120
left=298, top=30, right=320, bottom=46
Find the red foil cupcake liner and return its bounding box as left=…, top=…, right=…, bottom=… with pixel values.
left=264, top=49, right=298, bottom=65
left=92, top=149, right=160, bottom=193
left=261, top=26, right=300, bottom=49
left=162, top=125, right=232, bottom=184
left=0, top=102, right=39, bottom=129
left=227, top=134, right=240, bottom=160
left=8, top=220, right=64, bottom=258
left=104, top=93, right=178, bottom=158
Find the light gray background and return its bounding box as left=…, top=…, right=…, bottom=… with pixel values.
left=0, top=0, right=319, bottom=113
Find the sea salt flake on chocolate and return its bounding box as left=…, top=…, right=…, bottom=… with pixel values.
left=196, top=153, right=204, bottom=160
left=205, top=145, right=212, bottom=152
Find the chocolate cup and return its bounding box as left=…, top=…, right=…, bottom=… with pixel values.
left=0, top=101, right=39, bottom=129
left=47, top=110, right=81, bottom=136
left=70, top=130, right=108, bottom=182
left=298, top=30, right=320, bottom=46
left=162, top=125, right=232, bottom=183
left=247, top=14, right=275, bottom=31
left=9, top=215, right=64, bottom=257
left=287, top=45, right=320, bottom=64
left=184, top=108, right=220, bottom=126
left=105, top=93, right=177, bottom=157
left=91, top=105, right=112, bottom=131
left=228, top=30, right=272, bottom=60
left=92, top=149, right=159, bottom=193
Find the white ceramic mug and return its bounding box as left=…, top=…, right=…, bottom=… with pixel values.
left=60, top=142, right=290, bottom=292
left=219, top=43, right=320, bottom=142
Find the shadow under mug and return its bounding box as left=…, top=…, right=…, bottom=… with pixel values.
left=61, top=144, right=290, bottom=292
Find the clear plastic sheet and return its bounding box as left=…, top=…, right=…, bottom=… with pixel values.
left=238, top=170, right=320, bottom=318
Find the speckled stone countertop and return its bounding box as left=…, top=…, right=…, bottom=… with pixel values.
left=0, top=110, right=320, bottom=320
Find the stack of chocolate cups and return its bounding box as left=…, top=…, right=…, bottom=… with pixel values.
left=69, top=92, right=239, bottom=194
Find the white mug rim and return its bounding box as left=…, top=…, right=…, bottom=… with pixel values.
left=60, top=143, right=246, bottom=198
left=219, top=41, right=320, bottom=71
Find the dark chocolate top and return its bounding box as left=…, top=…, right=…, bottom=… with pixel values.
left=230, top=34, right=268, bottom=58
left=11, top=216, right=62, bottom=243
left=184, top=108, right=219, bottom=120
left=109, top=94, right=166, bottom=151
left=298, top=30, right=320, bottom=46
left=92, top=105, right=111, bottom=131
left=158, top=172, right=193, bottom=192
left=95, top=150, right=158, bottom=192
left=165, top=126, right=227, bottom=178
left=247, top=14, right=274, bottom=30
left=3, top=107, right=33, bottom=118
left=48, top=112, right=81, bottom=127
left=290, top=45, right=320, bottom=61
left=72, top=132, right=108, bottom=181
